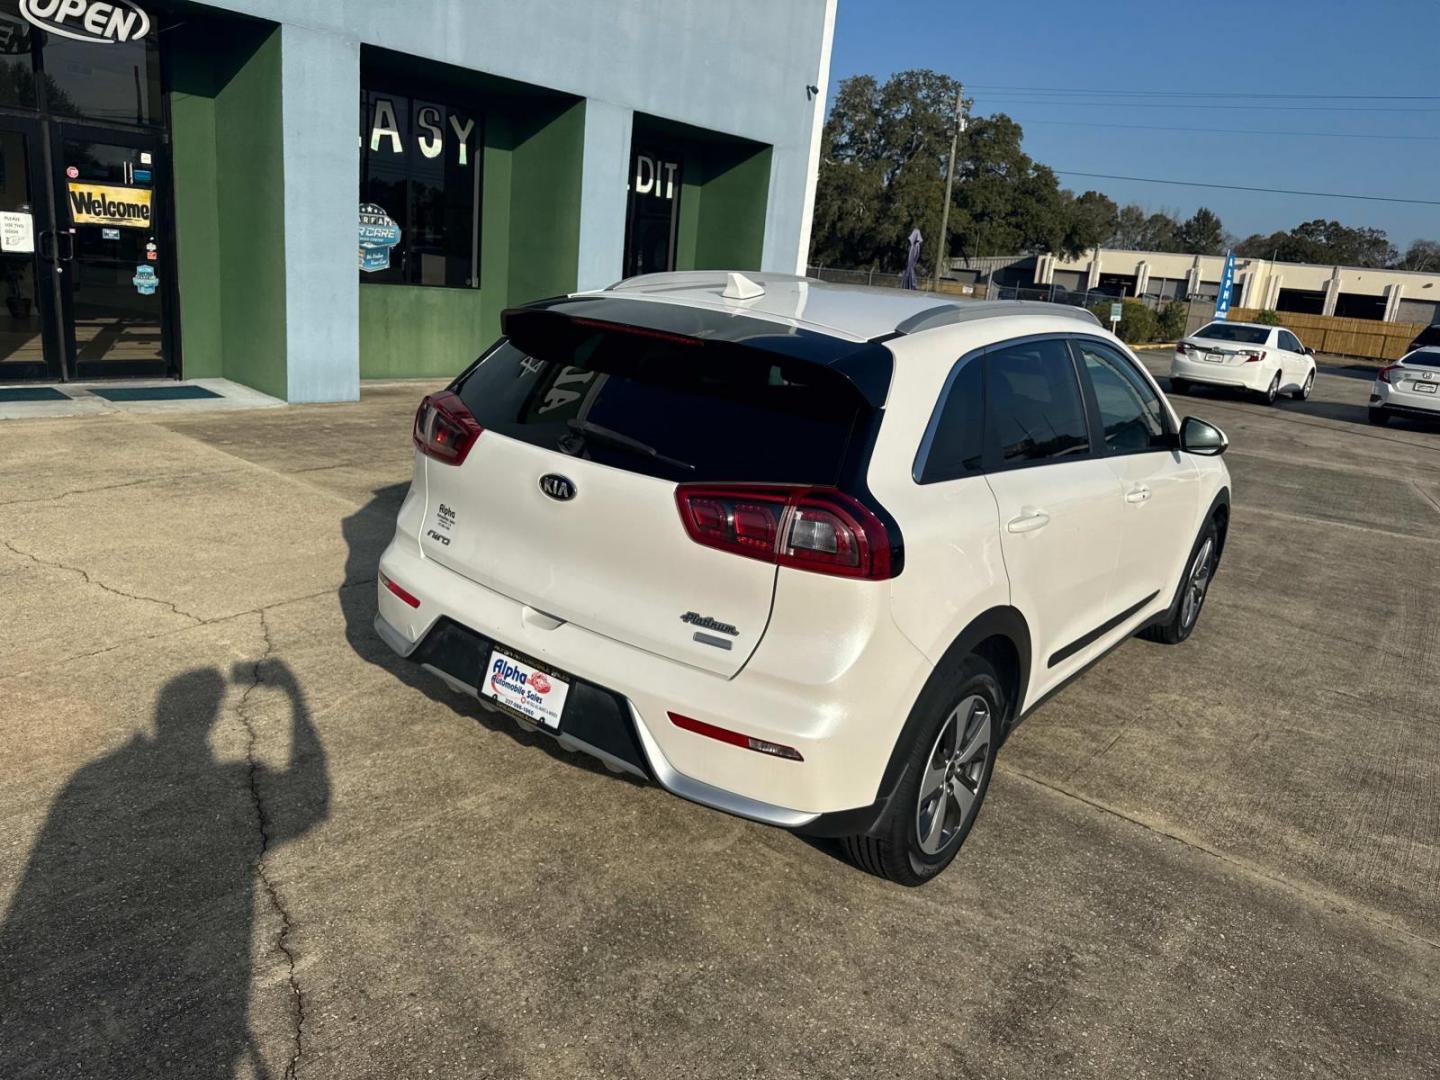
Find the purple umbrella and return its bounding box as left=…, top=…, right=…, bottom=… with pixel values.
left=900, top=229, right=923, bottom=290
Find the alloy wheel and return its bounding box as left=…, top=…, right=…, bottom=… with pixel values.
left=915, top=695, right=992, bottom=855
left=1302, top=371, right=1314, bottom=399
left=1267, top=374, right=1280, bottom=403
left=1181, top=537, right=1215, bottom=631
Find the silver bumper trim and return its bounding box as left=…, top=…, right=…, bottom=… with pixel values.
left=374, top=611, right=419, bottom=657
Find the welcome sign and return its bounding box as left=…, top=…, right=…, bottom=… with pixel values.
left=68, top=182, right=152, bottom=228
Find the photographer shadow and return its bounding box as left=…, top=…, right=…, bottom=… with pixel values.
left=0, top=661, right=328, bottom=1080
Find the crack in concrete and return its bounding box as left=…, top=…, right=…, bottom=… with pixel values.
left=235, top=609, right=306, bottom=1080
left=0, top=469, right=246, bottom=509
left=1001, top=765, right=1440, bottom=955
left=0, top=578, right=378, bottom=687
left=1, top=538, right=205, bottom=623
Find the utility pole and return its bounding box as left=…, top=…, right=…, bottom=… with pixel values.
left=933, top=85, right=965, bottom=291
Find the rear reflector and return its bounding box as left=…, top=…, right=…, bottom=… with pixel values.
left=413, top=391, right=482, bottom=465
left=380, top=572, right=421, bottom=609
left=675, top=485, right=895, bottom=580
left=668, top=712, right=804, bottom=761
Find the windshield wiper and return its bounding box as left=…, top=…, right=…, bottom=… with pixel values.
left=565, top=419, right=695, bottom=472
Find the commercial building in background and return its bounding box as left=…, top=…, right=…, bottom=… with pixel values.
left=961, top=250, right=1440, bottom=327
left=0, top=0, right=837, bottom=401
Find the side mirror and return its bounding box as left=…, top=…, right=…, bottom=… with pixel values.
left=1180, top=416, right=1228, bottom=456
left=1305, top=346, right=1316, bottom=356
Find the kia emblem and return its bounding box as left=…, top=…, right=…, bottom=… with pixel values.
left=539, top=474, right=576, bottom=501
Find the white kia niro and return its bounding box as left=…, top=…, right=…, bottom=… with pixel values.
left=376, top=272, right=1232, bottom=885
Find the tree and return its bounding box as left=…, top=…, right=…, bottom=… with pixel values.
left=809, top=70, right=1105, bottom=270
left=1107, top=204, right=1182, bottom=252
left=1235, top=219, right=1398, bottom=268
left=1401, top=239, right=1440, bottom=272
left=1175, top=208, right=1226, bottom=256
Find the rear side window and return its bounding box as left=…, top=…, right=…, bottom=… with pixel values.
left=985, top=339, right=1090, bottom=466
left=1075, top=340, right=1168, bottom=454
left=454, top=333, right=869, bottom=485
left=918, top=357, right=985, bottom=484
left=1279, top=331, right=1303, bottom=352
left=1195, top=323, right=1270, bottom=345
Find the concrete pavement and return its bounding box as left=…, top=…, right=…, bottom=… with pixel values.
left=1, top=364, right=1437, bottom=1079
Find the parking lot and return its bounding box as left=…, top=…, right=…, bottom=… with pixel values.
left=2, top=353, right=1438, bottom=1079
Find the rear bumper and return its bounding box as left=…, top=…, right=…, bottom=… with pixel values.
left=1372, top=383, right=1440, bottom=417
left=1171, top=354, right=1268, bottom=392
left=375, top=536, right=932, bottom=828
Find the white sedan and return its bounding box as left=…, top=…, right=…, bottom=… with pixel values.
left=1370, top=348, right=1440, bottom=426
left=1170, top=321, right=1316, bottom=405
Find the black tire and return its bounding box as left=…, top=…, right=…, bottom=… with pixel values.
left=1368, top=407, right=1389, bottom=426
left=1170, top=377, right=1191, bottom=395
left=1140, top=519, right=1220, bottom=645
left=842, top=656, right=1003, bottom=887
left=1292, top=369, right=1314, bottom=401
left=1260, top=373, right=1281, bottom=406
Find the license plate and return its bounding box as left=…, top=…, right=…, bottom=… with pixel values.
left=1204, top=352, right=1224, bottom=363
left=1414, top=381, right=1438, bottom=394
left=480, top=647, right=571, bottom=729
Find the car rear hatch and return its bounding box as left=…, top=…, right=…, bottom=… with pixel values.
left=413, top=300, right=893, bottom=678
left=1189, top=339, right=1264, bottom=367
left=1396, top=356, right=1440, bottom=396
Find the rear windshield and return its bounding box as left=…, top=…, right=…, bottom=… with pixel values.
left=1195, top=323, right=1270, bottom=344
left=1404, top=350, right=1440, bottom=368
left=453, top=330, right=870, bottom=485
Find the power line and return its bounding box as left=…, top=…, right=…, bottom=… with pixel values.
left=966, top=84, right=1440, bottom=100
left=1053, top=170, right=1440, bottom=206
left=1024, top=119, right=1440, bottom=142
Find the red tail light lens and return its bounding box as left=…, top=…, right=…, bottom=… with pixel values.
left=668, top=712, right=804, bottom=761
left=1378, top=365, right=1398, bottom=384
left=674, top=485, right=895, bottom=580
left=1243, top=350, right=1265, bottom=364
left=1176, top=342, right=1193, bottom=355
left=413, top=391, right=482, bottom=465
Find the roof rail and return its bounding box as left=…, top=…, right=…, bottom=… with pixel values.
left=606, top=270, right=813, bottom=293
left=892, top=300, right=1102, bottom=336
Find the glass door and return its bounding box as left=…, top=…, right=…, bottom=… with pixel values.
left=51, top=125, right=172, bottom=379
left=0, top=118, right=62, bottom=381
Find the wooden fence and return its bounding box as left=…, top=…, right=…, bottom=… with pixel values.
left=1227, top=308, right=1422, bottom=361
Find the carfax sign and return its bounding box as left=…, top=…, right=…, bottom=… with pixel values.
left=358, top=203, right=401, bottom=272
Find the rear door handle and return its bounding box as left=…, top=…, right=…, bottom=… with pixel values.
left=1007, top=508, right=1051, bottom=534
left=1125, top=484, right=1152, bottom=504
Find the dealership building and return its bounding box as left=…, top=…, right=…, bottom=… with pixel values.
left=0, top=0, right=836, bottom=401
left=969, top=249, right=1440, bottom=326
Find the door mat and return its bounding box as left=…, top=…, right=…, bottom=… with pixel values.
left=89, top=386, right=223, bottom=402
left=0, top=387, right=69, bottom=402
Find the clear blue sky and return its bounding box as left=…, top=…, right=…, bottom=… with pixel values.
left=828, top=0, right=1440, bottom=249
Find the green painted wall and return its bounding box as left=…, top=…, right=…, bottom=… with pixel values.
left=693, top=145, right=770, bottom=270
left=168, top=23, right=287, bottom=398
left=668, top=138, right=770, bottom=273
left=359, top=94, right=584, bottom=380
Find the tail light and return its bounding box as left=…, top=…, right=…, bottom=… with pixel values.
left=1378, top=365, right=1399, bottom=384
left=675, top=485, right=896, bottom=580
left=668, top=712, right=803, bottom=761
left=1243, top=351, right=1265, bottom=364
left=413, top=391, right=482, bottom=465
left=1176, top=342, right=1193, bottom=355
